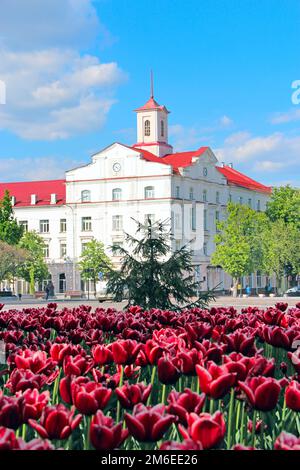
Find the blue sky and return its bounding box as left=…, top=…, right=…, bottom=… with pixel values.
left=0, top=0, right=299, bottom=185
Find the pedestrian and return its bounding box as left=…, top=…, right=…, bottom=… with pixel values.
left=44, top=284, right=50, bottom=301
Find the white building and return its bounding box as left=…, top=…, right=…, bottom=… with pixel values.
left=0, top=92, right=272, bottom=297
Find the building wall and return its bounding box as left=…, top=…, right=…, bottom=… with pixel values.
left=10, top=143, right=270, bottom=297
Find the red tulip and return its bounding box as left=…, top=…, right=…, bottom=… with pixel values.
left=6, top=369, right=45, bottom=393
left=63, top=354, right=93, bottom=376
left=232, top=444, right=256, bottom=450
left=18, top=388, right=49, bottom=422
left=275, top=302, right=288, bottom=312
left=0, top=426, right=19, bottom=450
left=179, top=411, right=226, bottom=449
left=0, top=392, right=23, bottom=429
left=111, top=339, right=141, bottom=365
left=72, top=381, right=112, bottom=415
left=222, top=331, right=257, bottom=356
left=28, top=404, right=82, bottom=440
left=14, top=350, right=53, bottom=374
left=125, top=404, right=174, bottom=442
left=157, top=355, right=181, bottom=384
left=177, top=348, right=200, bottom=375
left=238, top=376, right=281, bottom=411
left=196, top=362, right=237, bottom=399
left=285, top=380, right=300, bottom=411
left=115, top=382, right=152, bottom=409
left=160, top=439, right=203, bottom=450
left=92, top=344, right=113, bottom=365
left=274, top=432, right=300, bottom=450
left=90, top=410, right=128, bottom=450
left=167, top=389, right=205, bottom=425
left=17, top=438, right=56, bottom=450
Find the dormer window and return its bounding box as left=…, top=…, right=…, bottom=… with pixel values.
left=144, top=120, right=150, bottom=136
left=161, top=120, right=164, bottom=137
left=81, top=190, right=91, bottom=203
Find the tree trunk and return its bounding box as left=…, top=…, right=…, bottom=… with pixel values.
left=232, top=277, right=238, bottom=297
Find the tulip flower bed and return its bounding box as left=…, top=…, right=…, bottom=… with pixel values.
left=1, top=301, right=300, bottom=451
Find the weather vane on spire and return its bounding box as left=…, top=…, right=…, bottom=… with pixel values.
left=150, top=70, right=154, bottom=98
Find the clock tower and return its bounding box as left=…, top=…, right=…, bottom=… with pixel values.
left=133, top=75, right=173, bottom=157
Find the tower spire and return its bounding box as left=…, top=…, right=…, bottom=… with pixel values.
left=150, top=70, right=154, bottom=98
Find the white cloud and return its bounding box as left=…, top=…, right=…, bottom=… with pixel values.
left=0, top=156, right=86, bottom=182
left=0, top=0, right=104, bottom=50
left=0, top=1, right=126, bottom=140
left=219, top=115, right=233, bottom=128
left=216, top=131, right=300, bottom=174
left=270, top=108, right=300, bottom=124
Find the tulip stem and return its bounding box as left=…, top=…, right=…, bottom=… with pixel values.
left=209, top=398, right=214, bottom=414
left=146, top=366, right=156, bottom=406
left=116, top=365, right=124, bottom=423
left=161, top=384, right=167, bottom=405
left=281, top=398, right=286, bottom=431
left=240, top=403, right=245, bottom=444
left=21, top=423, right=26, bottom=441
left=226, top=387, right=235, bottom=449
left=251, top=409, right=257, bottom=448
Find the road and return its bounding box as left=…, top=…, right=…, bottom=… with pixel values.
left=0, top=296, right=299, bottom=312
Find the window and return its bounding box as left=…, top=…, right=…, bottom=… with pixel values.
left=204, top=209, right=208, bottom=231
left=81, top=190, right=91, bottom=203
left=203, top=242, right=208, bottom=256
left=229, top=193, right=232, bottom=202
left=239, top=196, right=243, bottom=205
left=175, top=186, right=180, bottom=198
left=112, top=188, right=122, bottom=201
left=144, top=119, right=150, bottom=136
left=203, top=167, right=208, bottom=177
left=145, top=186, right=155, bottom=199
left=216, top=191, right=220, bottom=204
left=257, top=200, right=261, bottom=211
left=81, top=242, right=88, bottom=254
left=161, top=120, right=164, bottom=137
left=112, top=215, right=123, bottom=231
left=43, top=244, right=49, bottom=258
left=60, top=218, right=67, bottom=233
left=82, top=217, right=92, bottom=232
left=60, top=242, right=67, bottom=258
left=19, top=220, right=28, bottom=232
left=248, top=198, right=252, bottom=208
left=189, top=187, right=194, bottom=200
left=144, top=214, right=155, bottom=225
left=203, top=189, right=207, bottom=202
left=39, top=219, right=49, bottom=233
left=59, top=273, right=66, bottom=293
left=175, top=213, right=181, bottom=230
left=190, top=206, right=196, bottom=230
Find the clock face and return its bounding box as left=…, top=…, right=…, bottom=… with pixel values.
left=113, top=162, right=121, bottom=173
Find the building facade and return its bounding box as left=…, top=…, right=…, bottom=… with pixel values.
left=0, top=93, right=272, bottom=297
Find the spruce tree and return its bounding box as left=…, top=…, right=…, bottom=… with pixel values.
left=107, top=218, right=214, bottom=310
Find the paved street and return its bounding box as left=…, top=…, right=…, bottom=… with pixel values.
left=0, top=295, right=299, bottom=312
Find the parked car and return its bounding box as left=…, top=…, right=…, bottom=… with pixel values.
left=97, top=281, right=114, bottom=303
left=284, top=286, right=300, bottom=297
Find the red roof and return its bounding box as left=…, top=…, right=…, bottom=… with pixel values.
left=134, top=97, right=170, bottom=113
left=0, top=180, right=66, bottom=207
left=216, top=166, right=272, bottom=193
left=130, top=145, right=208, bottom=173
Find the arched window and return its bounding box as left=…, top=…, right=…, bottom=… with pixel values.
left=144, top=186, right=155, bottom=199
left=203, top=189, right=207, bottom=202
left=161, top=120, right=164, bottom=137
left=112, top=188, right=122, bottom=201
left=144, top=120, right=151, bottom=136
left=189, top=187, right=194, bottom=200
left=81, top=190, right=91, bottom=202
